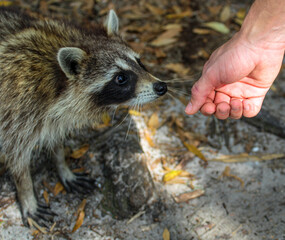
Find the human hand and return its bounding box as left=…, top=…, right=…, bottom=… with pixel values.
left=185, top=32, right=285, bottom=119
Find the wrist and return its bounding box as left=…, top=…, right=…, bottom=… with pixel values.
left=239, top=0, right=285, bottom=50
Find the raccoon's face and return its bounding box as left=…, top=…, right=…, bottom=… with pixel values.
left=57, top=10, right=167, bottom=109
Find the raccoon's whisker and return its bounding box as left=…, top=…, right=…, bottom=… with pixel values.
left=163, top=73, right=201, bottom=83
left=125, top=100, right=139, bottom=140
left=168, top=87, right=189, bottom=96
left=111, top=106, right=119, bottom=125
left=166, top=92, right=178, bottom=101
left=114, top=112, right=130, bottom=129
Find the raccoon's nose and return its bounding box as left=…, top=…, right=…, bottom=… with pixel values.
left=153, top=82, right=167, bottom=96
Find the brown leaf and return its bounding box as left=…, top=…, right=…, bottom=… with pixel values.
left=219, top=166, right=245, bottom=188
left=53, top=182, right=64, bottom=196
left=166, top=9, right=192, bottom=19
left=192, top=28, right=211, bottom=35
left=145, top=3, right=165, bottom=16
left=151, top=28, right=181, bottom=47
left=75, top=199, right=87, bottom=217
left=163, top=228, right=170, bottom=240
left=174, top=189, right=205, bottom=203
left=72, top=211, right=85, bottom=233
left=165, top=63, right=190, bottom=76
left=43, top=190, right=49, bottom=205
left=70, top=144, right=89, bottom=159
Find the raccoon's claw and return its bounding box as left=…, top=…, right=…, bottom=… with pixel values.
left=61, top=173, right=96, bottom=194
left=23, top=203, right=56, bottom=227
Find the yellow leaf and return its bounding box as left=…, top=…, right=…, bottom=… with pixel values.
left=166, top=9, right=192, bottom=19
left=53, top=182, right=64, bottom=196
left=163, top=228, right=170, bottom=240
left=202, top=22, right=230, bottom=34
left=43, top=190, right=49, bottom=204
left=72, top=211, right=85, bottom=233
left=163, top=170, right=182, bottom=182
left=148, top=112, right=160, bottom=130
left=102, top=112, right=111, bottom=126
left=236, top=8, right=246, bottom=19
left=129, top=109, right=141, bottom=116
left=145, top=131, right=155, bottom=147
left=0, top=1, right=13, bottom=7
left=70, top=144, right=89, bottom=159
left=184, top=142, right=207, bottom=162
left=174, top=189, right=205, bottom=203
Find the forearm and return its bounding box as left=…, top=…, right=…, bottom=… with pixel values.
left=240, top=0, right=285, bottom=50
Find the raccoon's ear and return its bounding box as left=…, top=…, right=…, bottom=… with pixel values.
left=105, top=10, right=119, bottom=36
left=57, top=47, right=86, bottom=77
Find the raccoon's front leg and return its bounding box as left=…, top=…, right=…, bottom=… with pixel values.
left=53, top=145, right=95, bottom=194
left=13, top=165, right=54, bottom=226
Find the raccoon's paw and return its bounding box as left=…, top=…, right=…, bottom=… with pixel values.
left=61, top=172, right=96, bottom=194
left=22, top=202, right=56, bottom=227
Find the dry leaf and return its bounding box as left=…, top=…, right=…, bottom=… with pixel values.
left=210, top=153, right=285, bottom=163
left=151, top=28, right=181, bottom=47
left=145, top=3, right=165, bottom=15
left=236, top=8, right=246, bottom=19
left=0, top=1, right=13, bottom=7
left=164, top=24, right=183, bottom=31
left=27, top=217, right=48, bottom=234
left=43, top=190, right=49, bottom=205
left=53, top=182, right=64, bottom=196
left=75, top=199, right=87, bottom=216
left=192, top=28, right=211, bottom=35
left=72, top=211, right=85, bottom=233
left=145, top=130, right=155, bottom=147
left=70, top=144, right=89, bottom=159
left=102, top=112, right=111, bottom=126
left=184, top=142, right=207, bottom=162
left=163, top=170, right=182, bottom=182
left=166, top=9, right=192, bottom=19
left=202, top=22, right=230, bottom=34
left=129, top=109, right=141, bottom=116
left=208, top=5, right=222, bottom=15
left=219, top=166, right=244, bottom=188
left=165, top=63, right=189, bottom=76
left=163, top=228, right=170, bottom=240
left=220, top=5, right=231, bottom=22
left=174, top=189, right=205, bottom=203
left=148, top=112, right=160, bottom=130
left=164, top=178, right=186, bottom=185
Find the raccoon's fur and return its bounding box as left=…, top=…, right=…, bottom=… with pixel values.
left=0, top=8, right=167, bottom=225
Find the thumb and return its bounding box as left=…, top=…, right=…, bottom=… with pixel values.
left=185, top=76, right=214, bottom=115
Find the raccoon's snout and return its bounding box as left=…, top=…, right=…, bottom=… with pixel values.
left=153, top=82, right=167, bottom=96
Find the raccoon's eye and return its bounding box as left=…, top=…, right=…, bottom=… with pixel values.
left=115, top=74, right=128, bottom=85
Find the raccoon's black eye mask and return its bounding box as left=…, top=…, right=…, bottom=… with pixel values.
left=96, top=70, right=138, bottom=106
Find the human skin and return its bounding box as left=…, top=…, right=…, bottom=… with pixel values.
left=185, top=0, right=285, bottom=119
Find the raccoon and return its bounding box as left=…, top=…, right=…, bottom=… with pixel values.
left=0, top=8, right=167, bottom=225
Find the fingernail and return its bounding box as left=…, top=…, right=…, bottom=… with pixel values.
left=185, top=102, right=192, bottom=114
